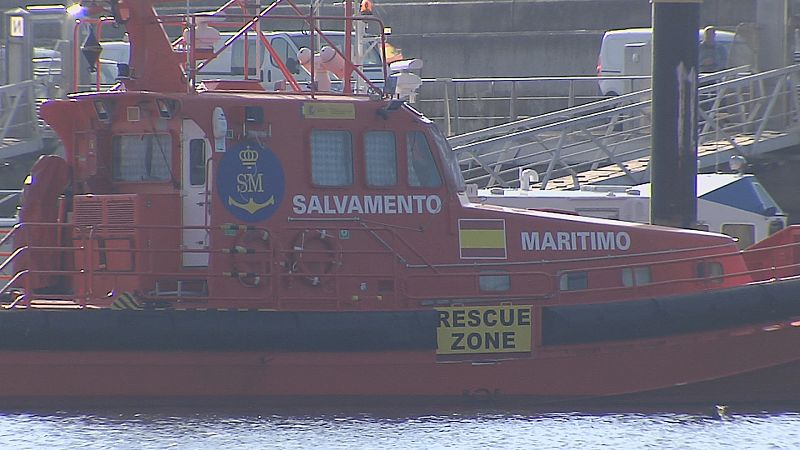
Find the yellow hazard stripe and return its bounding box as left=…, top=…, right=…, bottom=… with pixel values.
left=111, top=292, right=142, bottom=310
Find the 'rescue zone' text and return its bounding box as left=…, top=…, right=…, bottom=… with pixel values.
left=435, top=306, right=532, bottom=355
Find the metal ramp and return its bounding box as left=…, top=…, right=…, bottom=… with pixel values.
left=0, top=80, right=47, bottom=159
left=0, top=191, right=18, bottom=287
left=451, top=65, right=800, bottom=189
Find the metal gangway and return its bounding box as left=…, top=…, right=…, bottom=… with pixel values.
left=0, top=190, right=20, bottom=285
left=448, top=65, right=800, bottom=189
left=0, top=80, right=48, bottom=158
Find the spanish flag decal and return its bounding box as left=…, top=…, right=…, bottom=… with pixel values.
left=458, top=219, right=507, bottom=259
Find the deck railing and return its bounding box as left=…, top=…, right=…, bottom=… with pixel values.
left=2, top=220, right=800, bottom=309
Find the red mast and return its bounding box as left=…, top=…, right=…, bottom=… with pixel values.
left=107, top=0, right=186, bottom=92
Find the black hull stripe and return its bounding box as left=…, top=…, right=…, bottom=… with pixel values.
left=0, top=278, right=799, bottom=351
left=542, top=278, right=800, bottom=345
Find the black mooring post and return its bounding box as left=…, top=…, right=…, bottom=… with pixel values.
left=651, top=0, right=700, bottom=229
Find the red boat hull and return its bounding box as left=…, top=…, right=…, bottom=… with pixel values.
left=2, top=319, right=798, bottom=405
left=8, top=0, right=800, bottom=409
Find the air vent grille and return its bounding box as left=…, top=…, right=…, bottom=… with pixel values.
left=73, top=199, right=103, bottom=227
left=106, top=199, right=135, bottom=232
left=73, top=195, right=136, bottom=236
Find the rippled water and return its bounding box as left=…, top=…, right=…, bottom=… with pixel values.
left=1, top=405, right=799, bottom=449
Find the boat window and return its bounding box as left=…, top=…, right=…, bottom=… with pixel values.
left=622, top=266, right=651, bottom=287
left=696, top=261, right=724, bottom=283
left=311, top=130, right=353, bottom=186
left=559, top=271, right=588, bottom=291
left=407, top=131, right=441, bottom=187
left=721, top=223, right=755, bottom=249
left=364, top=131, right=396, bottom=186
left=429, top=125, right=466, bottom=192
left=479, top=271, right=511, bottom=292
left=112, top=134, right=173, bottom=182
left=768, top=219, right=785, bottom=235
left=189, top=139, right=206, bottom=186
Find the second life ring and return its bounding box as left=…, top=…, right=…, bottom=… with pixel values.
left=287, top=229, right=341, bottom=286
left=229, top=228, right=271, bottom=287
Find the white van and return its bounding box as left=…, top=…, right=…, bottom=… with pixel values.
left=99, top=31, right=385, bottom=90
left=597, top=28, right=735, bottom=96
left=201, top=30, right=386, bottom=89
left=33, top=56, right=119, bottom=93
left=100, top=41, right=131, bottom=66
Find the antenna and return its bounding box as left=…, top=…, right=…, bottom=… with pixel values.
left=385, top=59, right=423, bottom=102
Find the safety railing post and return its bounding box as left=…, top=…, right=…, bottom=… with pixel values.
left=452, top=79, right=461, bottom=135
left=567, top=79, right=575, bottom=109
left=85, top=227, right=95, bottom=306
left=754, top=78, right=784, bottom=141
left=21, top=84, right=31, bottom=140
left=442, top=78, right=452, bottom=136
left=510, top=80, right=517, bottom=122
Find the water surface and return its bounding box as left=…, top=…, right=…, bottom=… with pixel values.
left=1, top=405, right=798, bottom=449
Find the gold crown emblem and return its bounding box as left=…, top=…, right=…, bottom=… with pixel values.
left=239, top=148, right=259, bottom=167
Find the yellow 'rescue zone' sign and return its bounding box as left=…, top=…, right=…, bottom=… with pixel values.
left=435, top=306, right=532, bottom=355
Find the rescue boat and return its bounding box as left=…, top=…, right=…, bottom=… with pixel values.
left=3, top=0, right=800, bottom=405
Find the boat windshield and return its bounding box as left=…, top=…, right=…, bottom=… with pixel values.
left=703, top=176, right=785, bottom=217
left=429, top=124, right=466, bottom=192
left=751, top=180, right=784, bottom=215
